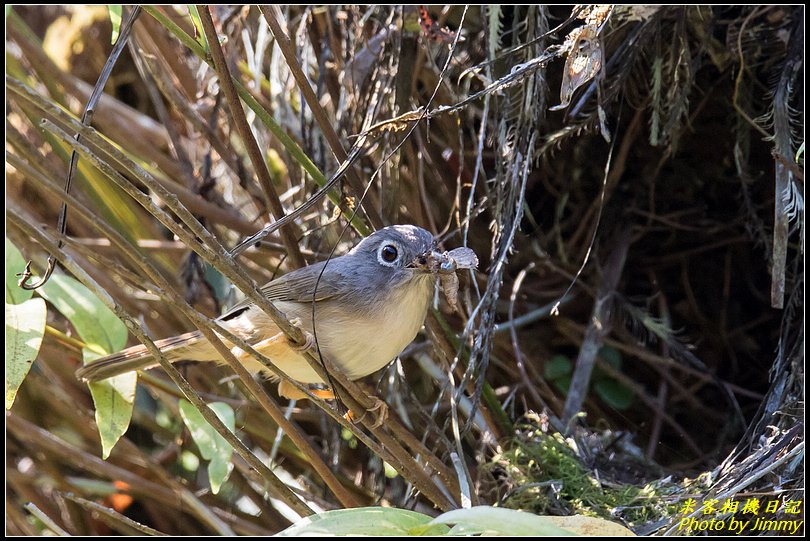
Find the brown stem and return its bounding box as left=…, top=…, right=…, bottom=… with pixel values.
left=260, top=5, right=383, bottom=230
left=9, top=148, right=360, bottom=509
left=7, top=413, right=235, bottom=534
left=8, top=209, right=314, bottom=518
left=197, top=5, right=305, bottom=268
left=63, top=495, right=168, bottom=536
left=10, top=75, right=457, bottom=512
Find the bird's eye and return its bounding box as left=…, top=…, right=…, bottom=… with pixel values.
left=381, top=244, right=399, bottom=263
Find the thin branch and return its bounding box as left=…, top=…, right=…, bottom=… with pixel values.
left=8, top=208, right=314, bottom=519
left=260, top=5, right=383, bottom=230
left=8, top=147, right=362, bottom=509
left=17, top=6, right=142, bottom=290
left=7, top=414, right=235, bottom=535
left=197, top=5, right=305, bottom=268
left=64, top=494, right=169, bottom=536
left=10, top=78, right=457, bottom=511
left=23, top=503, right=70, bottom=536
left=142, top=6, right=369, bottom=240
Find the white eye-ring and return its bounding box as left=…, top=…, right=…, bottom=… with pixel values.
left=377, top=241, right=402, bottom=267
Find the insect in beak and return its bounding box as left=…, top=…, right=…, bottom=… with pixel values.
left=409, top=248, right=478, bottom=275
left=408, top=247, right=478, bottom=312
left=409, top=250, right=447, bottom=273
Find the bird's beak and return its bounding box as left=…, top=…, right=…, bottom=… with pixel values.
left=409, top=249, right=446, bottom=273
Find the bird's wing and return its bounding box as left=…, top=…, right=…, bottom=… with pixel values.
left=219, top=260, right=347, bottom=320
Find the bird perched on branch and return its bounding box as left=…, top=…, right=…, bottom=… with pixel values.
left=77, top=225, right=477, bottom=415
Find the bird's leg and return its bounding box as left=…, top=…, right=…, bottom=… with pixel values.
left=305, top=388, right=389, bottom=428
left=345, top=397, right=389, bottom=429
left=309, top=388, right=335, bottom=400
left=240, top=317, right=387, bottom=427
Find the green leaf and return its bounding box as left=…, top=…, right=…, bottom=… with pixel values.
left=107, top=5, right=122, bottom=43
left=179, top=400, right=235, bottom=494
left=545, top=355, right=572, bottom=393
left=594, top=379, right=635, bottom=410
left=187, top=6, right=208, bottom=51
left=552, top=375, right=572, bottom=394
left=598, top=346, right=622, bottom=370
left=544, top=354, right=572, bottom=380
left=6, top=238, right=32, bottom=304
left=430, top=506, right=575, bottom=536
left=180, top=450, right=200, bottom=471
left=5, top=298, right=46, bottom=409
left=89, top=373, right=137, bottom=459
left=276, top=507, right=447, bottom=536
left=383, top=461, right=398, bottom=479
left=408, top=523, right=454, bottom=536
left=38, top=272, right=132, bottom=456
left=38, top=272, right=127, bottom=356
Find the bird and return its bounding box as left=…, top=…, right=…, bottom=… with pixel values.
left=76, top=225, right=444, bottom=403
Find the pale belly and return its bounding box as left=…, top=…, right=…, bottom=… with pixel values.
left=223, top=278, right=433, bottom=384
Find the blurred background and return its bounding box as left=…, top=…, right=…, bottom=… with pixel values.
left=6, top=5, right=803, bottom=535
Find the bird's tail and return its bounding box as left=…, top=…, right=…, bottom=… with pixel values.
left=76, top=330, right=210, bottom=381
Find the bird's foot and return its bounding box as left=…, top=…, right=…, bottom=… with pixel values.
left=345, top=397, right=388, bottom=429
left=302, top=386, right=388, bottom=428
left=286, top=318, right=316, bottom=352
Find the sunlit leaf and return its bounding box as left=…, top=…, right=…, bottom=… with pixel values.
left=39, top=272, right=132, bottom=457
left=276, top=507, right=448, bottom=536
left=187, top=6, right=208, bottom=50
left=5, top=238, right=32, bottom=305
left=107, top=5, right=122, bottom=43
left=38, top=272, right=127, bottom=356
left=546, top=515, right=635, bottom=536
left=383, top=461, right=398, bottom=479
left=431, top=506, right=574, bottom=536
left=179, top=400, right=235, bottom=494
left=5, top=297, right=46, bottom=409
left=89, top=372, right=137, bottom=459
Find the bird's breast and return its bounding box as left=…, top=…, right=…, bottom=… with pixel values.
left=299, top=275, right=435, bottom=380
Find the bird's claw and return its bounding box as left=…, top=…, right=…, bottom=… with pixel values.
left=287, top=318, right=315, bottom=352
left=344, top=398, right=388, bottom=429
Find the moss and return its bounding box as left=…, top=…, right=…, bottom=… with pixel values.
left=483, top=418, right=678, bottom=529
